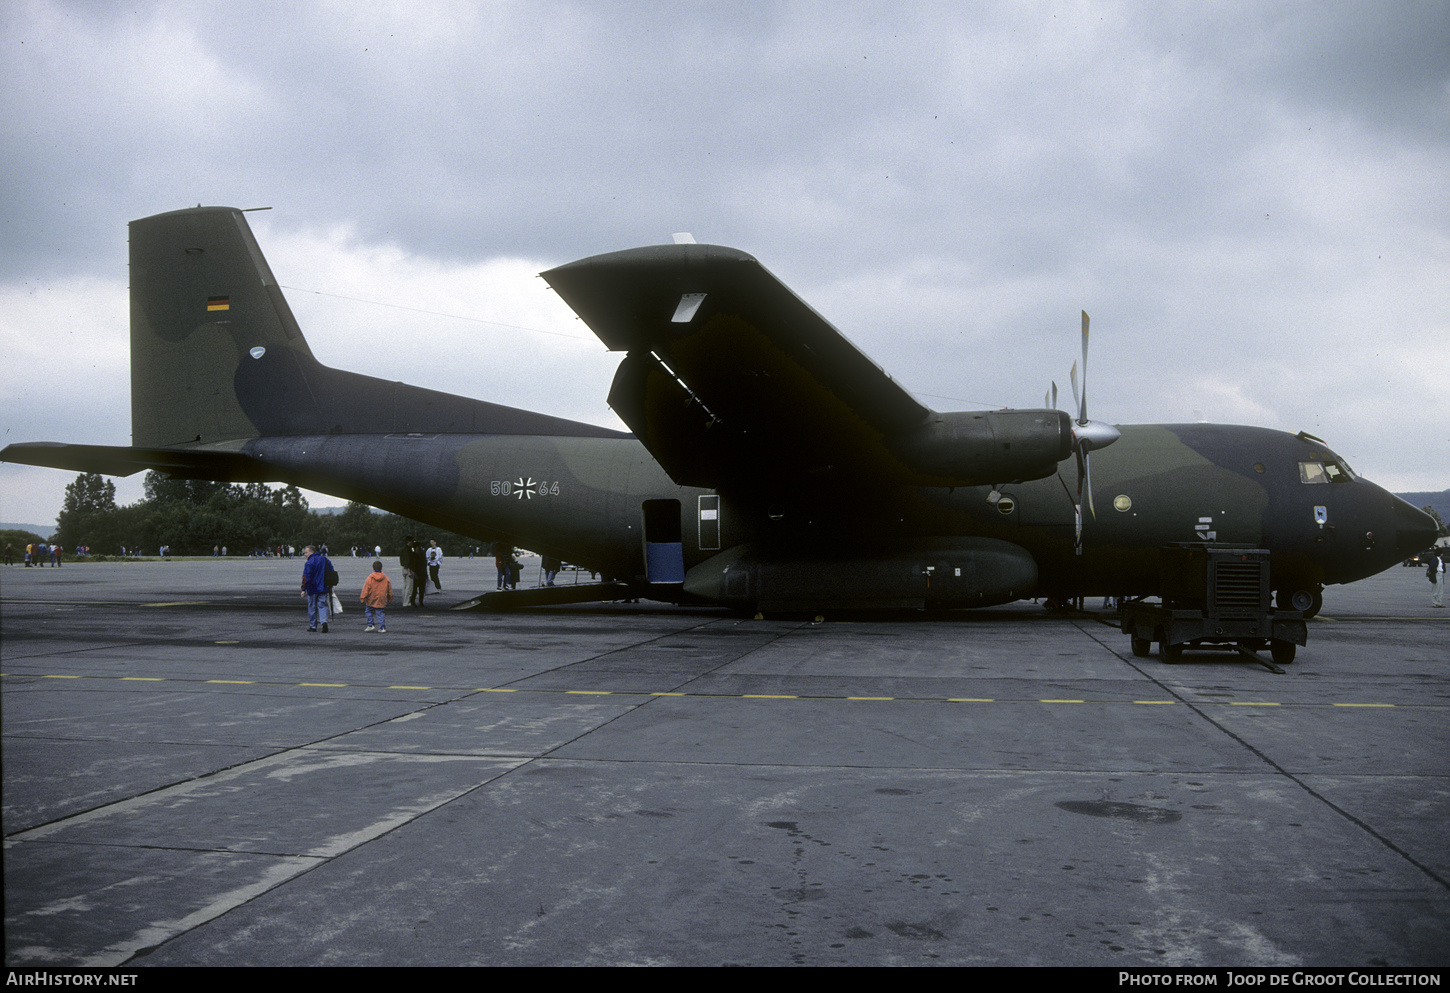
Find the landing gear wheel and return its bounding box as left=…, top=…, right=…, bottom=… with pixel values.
left=1131, top=634, right=1152, bottom=657
left=1276, top=586, right=1323, bottom=618
left=1270, top=640, right=1297, bottom=665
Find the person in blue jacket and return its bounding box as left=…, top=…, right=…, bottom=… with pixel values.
left=301, top=545, right=334, bottom=632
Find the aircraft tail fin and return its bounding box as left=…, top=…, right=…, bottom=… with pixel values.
left=130, top=206, right=312, bottom=447
left=128, top=206, right=626, bottom=447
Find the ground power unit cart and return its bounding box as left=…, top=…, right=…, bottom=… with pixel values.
left=1118, top=544, right=1307, bottom=668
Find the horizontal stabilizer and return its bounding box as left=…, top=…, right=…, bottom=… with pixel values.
left=1, top=442, right=272, bottom=481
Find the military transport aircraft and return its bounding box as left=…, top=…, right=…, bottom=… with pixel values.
left=2, top=206, right=1437, bottom=616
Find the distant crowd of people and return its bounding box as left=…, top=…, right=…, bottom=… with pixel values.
left=5, top=542, right=79, bottom=566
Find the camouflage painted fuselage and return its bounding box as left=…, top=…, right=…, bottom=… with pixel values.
left=216, top=420, right=1426, bottom=608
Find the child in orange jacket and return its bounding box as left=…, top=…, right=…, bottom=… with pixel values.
left=360, top=560, right=393, bottom=632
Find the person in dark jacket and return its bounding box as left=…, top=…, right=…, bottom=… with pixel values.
left=301, top=545, right=333, bottom=632
left=495, top=544, right=522, bottom=590
left=400, top=537, right=416, bottom=605
left=405, top=537, right=428, bottom=606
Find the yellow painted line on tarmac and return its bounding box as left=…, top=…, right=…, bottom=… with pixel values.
left=141, top=601, right=207, bottom=607
left=0, top=672, right=1433, bottom=711
left=215, top=640, right=240, bottom=644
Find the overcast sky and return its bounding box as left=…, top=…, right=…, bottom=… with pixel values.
left=2, top=0, right=1447, bottom=527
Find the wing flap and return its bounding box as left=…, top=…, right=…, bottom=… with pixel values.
left=606, top=351, right=730, bottom=488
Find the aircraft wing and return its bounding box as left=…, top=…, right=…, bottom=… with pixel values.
left=542, top=245, right=932, bottom=489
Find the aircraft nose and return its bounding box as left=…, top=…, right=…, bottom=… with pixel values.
left=1391, top=496, right=1440, bottom=560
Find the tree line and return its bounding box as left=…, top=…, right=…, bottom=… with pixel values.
left=49, top=472, right=484, bottom=558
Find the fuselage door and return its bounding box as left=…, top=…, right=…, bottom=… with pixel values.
left=642, top=499, right=685, bottom=584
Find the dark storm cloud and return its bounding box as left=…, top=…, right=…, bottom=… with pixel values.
left=8, top=2, right=1441, bottom=276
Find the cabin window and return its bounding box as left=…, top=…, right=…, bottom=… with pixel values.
left=1299, top=461, right=1352, bottom=484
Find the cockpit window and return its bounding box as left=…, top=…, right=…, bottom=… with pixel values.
left=1299, top=460, right=1353, bottom=484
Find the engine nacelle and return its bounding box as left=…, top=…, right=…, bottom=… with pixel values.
left=683, top=537, right=1039, bottom=611
left=889, top=409, right=1073, bottom=485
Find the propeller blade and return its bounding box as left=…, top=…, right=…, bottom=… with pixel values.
left=1067, top=310, right=1112, bottom=553
left=1078, top=311, right=1090, bottom=424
